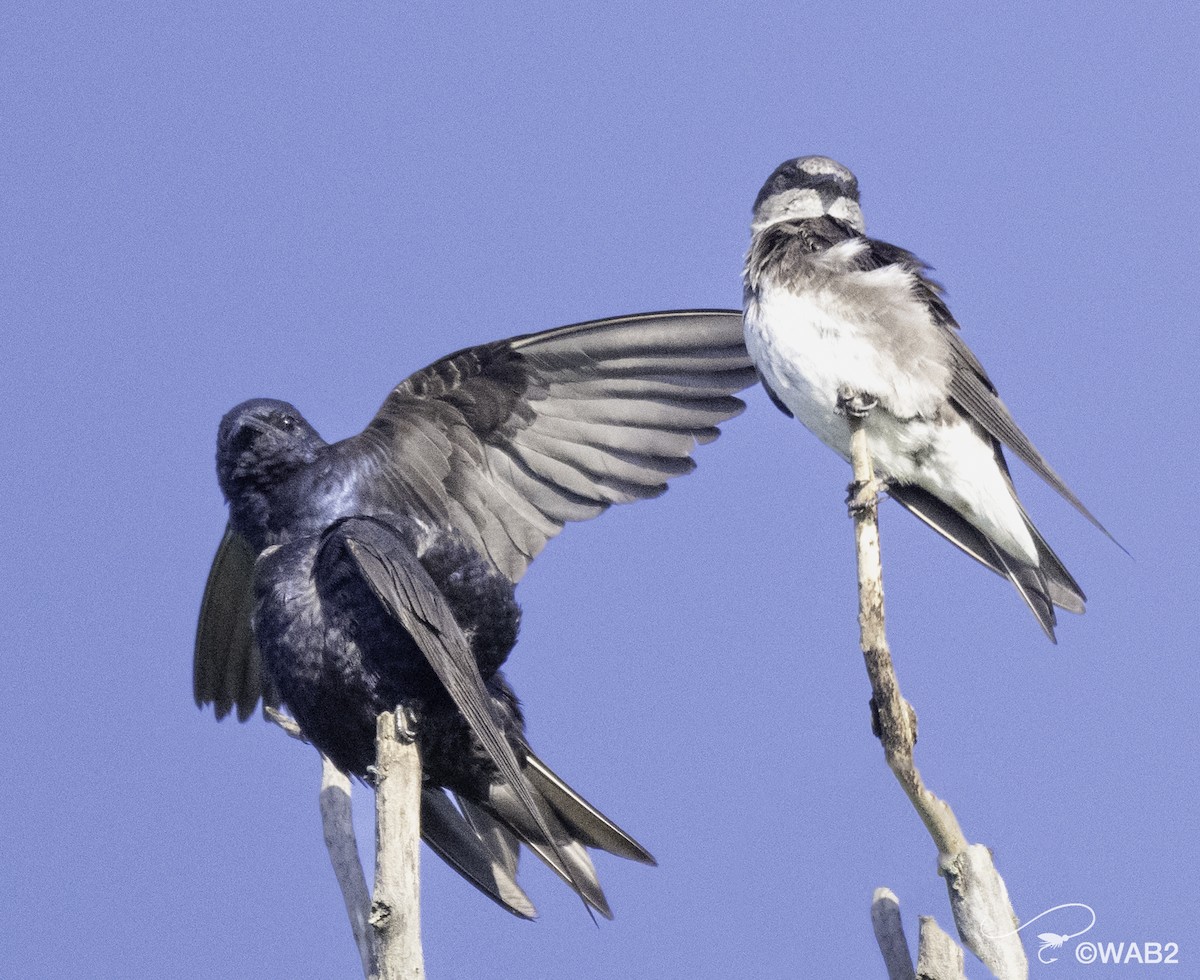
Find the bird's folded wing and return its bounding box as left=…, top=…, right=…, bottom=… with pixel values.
left=856, top=237, right=1113, bottom=541
left=194, top=525, right=272, bottom=720
left=356, top=310, right=755, bottom=582
left=940, top=330, right=1114, bottom=539
left=340, top=517, right=586, bottom=902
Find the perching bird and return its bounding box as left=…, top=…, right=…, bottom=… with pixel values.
left=195, top=310, right=754, bottom=919
left=742, top=156, right=1112, bottom=640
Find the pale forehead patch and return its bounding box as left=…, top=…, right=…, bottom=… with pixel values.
left=752, top=188, right=866, bottom=235
left=751, top=187, right=824, bottom=231
left=797, top=156, right=857, bottom=184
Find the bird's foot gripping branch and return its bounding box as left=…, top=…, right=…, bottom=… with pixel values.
left=837, top=388, right=888, bottom=516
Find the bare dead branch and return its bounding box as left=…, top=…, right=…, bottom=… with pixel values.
left=320, top=758, right=375, bottom=979
left=841, top=390, right=1027, bottom=980
left=872, top=887, right=916, bottom=980
left=265, top=707, right=375, bottom=978
left=264, top=705, right=305, bottom=742
left=370, top=708, right=425, bottom=980
left=944, top=845, right=1026, bottom=979
left=916, top=916, right=968, bottom=980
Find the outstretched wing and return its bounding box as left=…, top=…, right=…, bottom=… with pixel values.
left=195, top=309, right=752, bottom=720
left=352, top=310, right=754, bottom=581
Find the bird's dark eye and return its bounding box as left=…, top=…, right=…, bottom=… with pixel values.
left=277, top=414, right=297, bottom=431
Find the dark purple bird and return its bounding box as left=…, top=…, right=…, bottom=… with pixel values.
left=195, top=310, right=754, bottom=918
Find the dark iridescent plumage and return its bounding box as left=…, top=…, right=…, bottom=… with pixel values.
left=196, top=310, right=754, bottom=917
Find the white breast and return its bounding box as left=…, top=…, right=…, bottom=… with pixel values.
left=744, top=272, right=1036, bottom=564
left=745, top=271, right=945, bottom=456
left=746, top=284, right=853, bottom=454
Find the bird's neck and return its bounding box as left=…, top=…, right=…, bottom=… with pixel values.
left=745, top=219, right=866, bottom=294
left=228, top=447, right=361, bottom=551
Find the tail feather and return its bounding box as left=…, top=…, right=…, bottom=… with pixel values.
left=1023, top=517, right=1086, bottom=614
left=420, top=789, right=537, bottom=919
left=457, top=795, right=520, bottom=877
left=484, top=780, right=614, bottom=919
left=523, top=836, right=612, bottom=921
left=523, top=749, right=656, bottom=865
left=887, top=483, right=1085, bottom=641
left=988, top=545, right=1060, bottom=642
left=448, top=741, right=655, bottom=920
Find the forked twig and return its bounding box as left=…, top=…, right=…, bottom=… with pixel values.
left=265, top=706, right=423, bottom=979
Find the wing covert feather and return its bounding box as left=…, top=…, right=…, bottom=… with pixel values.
left=853, top=237, right=1114, bottom=541
left=357, top=310, right=753, bottom=581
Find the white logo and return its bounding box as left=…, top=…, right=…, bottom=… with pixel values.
left=986, top=903, right=1096, bottom=964
left=988, top=905, right=1182, bottom=967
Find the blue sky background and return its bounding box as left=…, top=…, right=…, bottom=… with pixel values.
left=4, top=2, right=1196, bottom=977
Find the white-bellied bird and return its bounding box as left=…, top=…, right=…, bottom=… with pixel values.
left=742, top=156, right=1113, bottom=641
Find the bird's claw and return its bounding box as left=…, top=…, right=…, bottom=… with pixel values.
left=394, top=702, right=420, bottom=745
left=846, top=477, right=887, bottom=515
left=835, top=387, right=878, bottom=419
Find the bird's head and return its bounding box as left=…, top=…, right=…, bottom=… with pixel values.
left=751, top=156, right=865, bottom=235
left=216, top=398, right=325, bottom=507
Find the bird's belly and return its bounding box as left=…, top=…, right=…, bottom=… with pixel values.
left=254, top=545, right=408, bottom=775
left=745, top=286, right=1035, bottom=561
left=745, top=285, right=900, bottom=457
